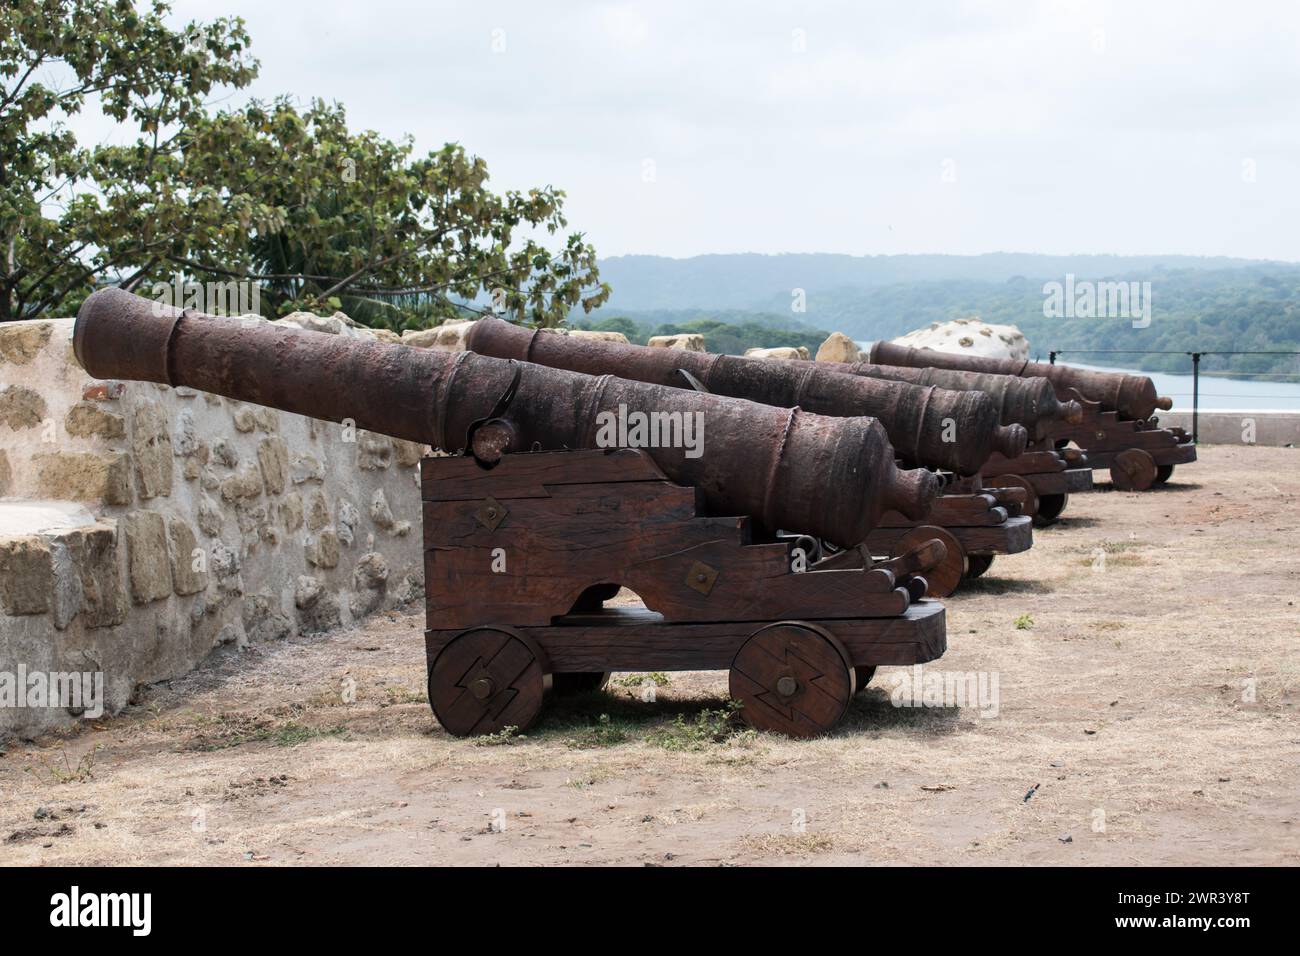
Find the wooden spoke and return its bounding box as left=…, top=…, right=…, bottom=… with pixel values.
left=729, top=622, right=854, bottom=738
left=429, top=626, right=550, bottom=737
left=1110, top=448, right=1157, bottom=491
left=891, top=526, right=965, bottom=598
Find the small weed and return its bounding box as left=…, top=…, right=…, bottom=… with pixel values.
left=565, top=713, right=631, bottom=749
left=649, top=701, right=749, bottom=751
left=474, top=725, right=521, bottom=747
left=1014, top=613, right=1034, bottom=630
left=24, top=745, right=101, bottom=784
left=611, top=673, right=671, bottom=688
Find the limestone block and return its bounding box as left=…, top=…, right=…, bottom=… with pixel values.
left=65, top=402, right=126, bottom=439
left=65, top=523, right=126, bottom=629
left=131, top=401, right=173, bottom=499
left=357, top=432, right=392, bottom=470
left=744, top=346, right=809, bottom=361
left=0, top=385, right=48, bottom=429
left=211, top=438, right=239, bottom=468
left=306, top=529, right=340, bottom=569
left=401, top=319, right=474, bottom=351
left=49, top=540, right=83, bottom=630
left=219, top=461, right=263, bottom=501
left=231, top=405, right=257, bottom=433
left=291, top=454, right=325, bottom=484
left=167, top=517, right=206, bottom=596
left=171, top=409, right=198, bottom=456
left=0, top=535, right=54, bottom=615
left=370, top=489, right=395, bottom=529
left=815, top=332, right=860, bottom=364
left=242, top=593, right=292, bottom=642
left=279, top=492, right=304, bottom=533
left=257, top=436, right=289, bottom=494
left=567, top=329, right=631, bottom=344
left=123, top=511, right=173, bottom=605
left=34, top=451, right=132, bottom=505
left=392, top=439, right=425, bottom=468
left=337, top=500, right=360, bottom=547
left=306, top=491, right=330, bottom=531
left=647, top=333, right=706, bottom=351
left=891, top=318, right=1029, bottom=362
left=0, top=450, right=10, bottom=495
left=294, top=575, right=342, bottom=632
left=0, top=321, right=53, bottom=364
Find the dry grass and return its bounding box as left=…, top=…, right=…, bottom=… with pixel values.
left=1, top=445, right=1298, bottom=866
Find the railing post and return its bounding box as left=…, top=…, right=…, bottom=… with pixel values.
left=1049, top=351, right=1057, bottom=365
left=1191, top=352, right=1201, bottom=443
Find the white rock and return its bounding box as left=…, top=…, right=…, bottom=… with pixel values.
left=815, top=332, right=861, bottom=364
left=647, top=333, right=705, bottom=351
left=890, top=318, right=1028, bottom=362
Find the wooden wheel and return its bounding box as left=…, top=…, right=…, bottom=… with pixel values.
left=729, top=622, right=854, bottom=738
left=890, top=525, right=965, bottom=598
left=989, top=474, right=1039, bottom=518
left=965, top=553, right=995, bottom=579
left=1111, top=448, right=1157, bottom=491
left=428, top=626, right=550, bottom=737
left=1154, top=463, right=1175, bottom=485
left=1033, top=491, right=1069, bottom=526
left=550, top=672, right=611, bottom=695
left=853, top=665, right=877, bottom=693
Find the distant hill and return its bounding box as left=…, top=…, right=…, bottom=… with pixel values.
left=581, top=254, right=1300, bottom=377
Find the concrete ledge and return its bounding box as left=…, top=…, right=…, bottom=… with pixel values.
left=1158, top=410, right=1300, bottom=447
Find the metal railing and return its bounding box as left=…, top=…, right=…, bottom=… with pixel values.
left=1046, top=349, right=1300, bottom=444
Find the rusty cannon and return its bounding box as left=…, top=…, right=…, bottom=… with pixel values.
left=868, top=340, right=1171, bottom=421
left=464, top=317, right=1028, bottom=475
left=818, top=359, right=1083, bottom=442
left=74, top=288, right=951, bottom=738
left=867, top=341, right=1195, bottom=491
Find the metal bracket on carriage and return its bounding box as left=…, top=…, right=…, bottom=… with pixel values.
left=465, top=361, right=524, bottom=467
left=811, top=538, right=945, bottom=603
left=673, top=367, right=711, bottom=393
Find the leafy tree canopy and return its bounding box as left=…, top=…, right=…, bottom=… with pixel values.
left=2, top=0, right=608, bottom=328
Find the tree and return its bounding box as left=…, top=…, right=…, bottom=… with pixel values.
left=1, top=0, right=257, bottom=320
left=2, top=1, right=609, bottom=328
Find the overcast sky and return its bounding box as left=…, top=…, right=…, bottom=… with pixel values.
left=144, top=1, right=1300, bottom=261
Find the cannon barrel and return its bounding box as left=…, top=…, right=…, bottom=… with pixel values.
left=822, top=361, right=1083, bottom=441
left=73, top=288, right=939, bottom=547
left=464, top=318, right=1027, bottom=474
left=868, top=341, right=1172, bottom=421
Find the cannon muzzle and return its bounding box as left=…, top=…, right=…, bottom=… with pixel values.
left=74, top=288, right=939, bottom=547
left=464, top=317, right=1025, bottom=474
left=868, top=341, right=1166, bottom=421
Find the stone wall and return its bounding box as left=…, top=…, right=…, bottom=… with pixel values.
left=0, top=318, right=425, bottom=739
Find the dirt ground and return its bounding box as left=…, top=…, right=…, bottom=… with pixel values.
left=1, top=444, right=1297, bottom=866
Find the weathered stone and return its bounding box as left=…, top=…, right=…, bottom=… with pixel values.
left=0, top=385, right=48, bottom=429
left=182, top=457, right=202, bottom=481
left=216, top=622, right=245, bottom=647
left=306, top=529, right=340, bottom=569
left=815, top=332, right=861, bottom=364
left=123, top=511, right=172, bottom=604
left=174, top=386, right=199, bottom=399
left=211, top=438, right=238, bottom=468
left=171, top=409, right=198, bottom=456
left=369, top=489, right=395, bottom=529
left=392, top=439, right=425, bottom=468
left=353, top=551, right=389, bottom=590
left=65, top=523, right=126, bottom=628
left=34, top=451, right=132, bottom=505
left=199, top=465, right=222, bottom=491
left=391, top=572, right=424, bottom=606
left=647, top=333, right=705, bottom=351
left=357, top=432, right=392, bottom=470
left=290, top=454, right=325, bottom=484
left=235, top=500, right=268, bottom=535
left=294, top=575, right=342, bottom=632
left=0, top=321, right=53, bottom=365
left=167, top=517, right=206, bottom=595
left=745, top=346, right=810, bottom=361
left=254, top=407, right=279, bottom=433
left=0, top=535, right=54, bottom=615
left=0, top=449, right=10, bottom=495
left=279, top=492, right=304, bottom=532
left=891, top=317, right=1029, bottom=362
left=257, top=436, right=289, bottom=494
left=219, top=461, right=263, bottom=501
left=276, top=312, right=359, bottom=337
left=401, top=319, right=474, bottom=351
left=371, top=328, right=401, bottom=344
left=392, top=520, right=412, bottom=537
left=64, top=402, right=126, bottom=439
left=82, top=381, right=126, bottom=402
left=242, top=593, right=292, bottom=642
left=306, top=490, right=330, bottom=531
left=196, top=495, right=223, bottom=537
left=210, top=543, right=243, bottom=596
left=131, top=401, right=173, bottom=499
left=567, top=329, right=631, bottom=344
left=231, top=405, right=257, bottom=433
left=337, top=500, right=360, bottom=546
left=49, top=540, right=83, bottom=630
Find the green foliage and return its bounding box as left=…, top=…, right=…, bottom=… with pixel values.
left=2, top=1, right=608, bottom=327
left=647, top=701, right=751, bottom=751
left=1014, top=613, right=1034, bottom=630
left=571, top=309, right=829, bottom=355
